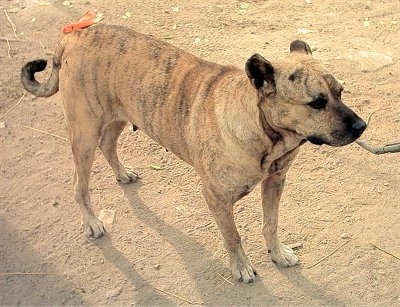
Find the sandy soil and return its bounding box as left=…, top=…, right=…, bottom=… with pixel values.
left=1, top=0, right=399, bottom=305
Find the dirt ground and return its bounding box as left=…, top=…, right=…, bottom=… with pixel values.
left=1, top=0, right=399, bottom=305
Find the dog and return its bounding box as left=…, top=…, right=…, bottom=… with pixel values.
left=21, top=24, right=366, bottom=283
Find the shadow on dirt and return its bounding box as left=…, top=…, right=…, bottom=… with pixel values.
left=93, top=234, right=175, bottom=305
left=0, top=215, right=84, bottom=305
left=277, top=265, right=345, bottom=305
left=91, top=179, right=344, bottom=305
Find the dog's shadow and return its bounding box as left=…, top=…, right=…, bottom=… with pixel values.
left=94, top=180, right=233, bottom=305
left=94, top=179, right=344, bottom=305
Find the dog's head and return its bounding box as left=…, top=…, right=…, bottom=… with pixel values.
left=245, top=40, right=366, bottom=147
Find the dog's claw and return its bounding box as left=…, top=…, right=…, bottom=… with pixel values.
left=116, top=167, right=139, bottom=184
left=269, top=243, right=298, bottom=267
left=231, top=260, right=257, bottom=283
left=83, top=216, right=105, bottom=239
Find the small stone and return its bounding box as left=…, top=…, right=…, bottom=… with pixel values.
left=99, top=209, right=116, bottom=232
left=154, top=264, right=160, bottom=270
left=341, top=233, right=350, bottom=239
left=0, top=122, right=5, bottom=129
left=106, top=288, right=122, bottom=299
left=52, top=196, right=61, bottom=207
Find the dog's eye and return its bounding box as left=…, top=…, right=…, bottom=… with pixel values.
left=307, top=97, right=327, bottom=110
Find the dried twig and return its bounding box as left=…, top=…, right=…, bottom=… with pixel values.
left=22, top=125, right=68, bottom=141
left=6, top=38, right=11, bottom=58
left=0, top=272, right=52, bottom=276
left=39, top=41, right=45, bottom=52
left=370, top=243, right=400, bottom=261
left=0, top=36, right=25, bottom=42
left=288, top=242, right=303, bottom=249
left=305, top=239, right=351, bottom=269
left=155, top=287, right=203, bottom=305
left=4, top=10, right=18, bottom=39
left=0, top=93, right=26, bottom=120
left=218, top=273, right=235, bottom=286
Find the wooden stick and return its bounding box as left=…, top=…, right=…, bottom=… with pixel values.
left=4, top=10, right=18, bottom=39
left=0, top=93, right=26, bottom=120
left=0, top=272, right=52, bottom=276
left=39, top=41, right=45, bottom=52
left=0, top=36, right=25, bottom=42
left=370, top=243, right=400, bottom=261
left=218, top=273, right=235, bottom=285
left=305, top=239, right=351, bottom=269
left=6, top=38, right=11, bottom=58
left=155, top=287, right=203, bottom=305
left=22, top=125, right=68, bottom=141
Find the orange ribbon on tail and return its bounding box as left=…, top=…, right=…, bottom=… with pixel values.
left=62, top=11, right=95, bottom=34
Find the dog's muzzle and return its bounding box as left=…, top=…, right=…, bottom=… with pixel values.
left=307, top=116, right=366, bottom=147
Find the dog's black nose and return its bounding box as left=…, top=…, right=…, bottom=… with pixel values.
left=351, top=118, right=366, bottom=136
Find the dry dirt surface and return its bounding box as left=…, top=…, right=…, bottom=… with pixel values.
left=1, top=0, right=399, bottom=305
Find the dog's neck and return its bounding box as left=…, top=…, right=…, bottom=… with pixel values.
left=213, top=76, right=273, bottom=151
left=214, top=73, right=304, bottom=159
left=258, top=104, right=283, bottom=145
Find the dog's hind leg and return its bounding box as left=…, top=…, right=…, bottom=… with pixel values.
left=99, top=120, right=138, bottom=184
left=202, top=185, right=257, bottom=283
left=261, top=174, right=298, bottom=267
left=70, top=126, right=105, bottom=239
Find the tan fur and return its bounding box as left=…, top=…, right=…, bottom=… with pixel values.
left=21, top=25, right=366, bottom=283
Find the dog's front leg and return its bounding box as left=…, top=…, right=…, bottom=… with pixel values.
left=203, top=186, right=257, bottom=283
left=261, top=174, right=298, bottom=267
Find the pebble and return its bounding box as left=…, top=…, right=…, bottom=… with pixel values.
left=341, top=233, right=350, bottom=239
left=106, top=288, right=122, bottom=299
left=0, top=122, right=5, bottom=129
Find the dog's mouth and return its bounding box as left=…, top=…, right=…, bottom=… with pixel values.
left=306, top=135, right=327, bottom=146
left=307, top=134, right=358, bottom=147
left=307, top=117, right=367, bottom=147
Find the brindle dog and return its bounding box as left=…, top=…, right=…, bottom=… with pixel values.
left=21, top=24, right=366, bottom=283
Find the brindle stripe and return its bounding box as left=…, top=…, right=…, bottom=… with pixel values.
left=92, top=57, right=104, bottom=114
left=200, top=66, right=235, bottom=102
left=174, top=63, right=200, bottom=125
left=117, top=35, right=128, bottom=55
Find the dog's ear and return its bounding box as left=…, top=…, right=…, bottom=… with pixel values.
left=245, top=53, right=275, bottom=94
left=290, top=40, right=312, bottom=55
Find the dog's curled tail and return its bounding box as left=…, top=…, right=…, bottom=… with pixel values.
left=21, top=40, right=66, bottom=97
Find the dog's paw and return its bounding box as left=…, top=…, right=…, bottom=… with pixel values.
left=269, top=243, right=298, bottom=267
left=231, top=259, right=257, bottom=283
left=116, top=167, right=139, bottom=184
left=82, top=216, right=105, bottom=239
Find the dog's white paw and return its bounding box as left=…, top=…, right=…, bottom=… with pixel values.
left=82, top=216, right=105, bottom=239
left=230, top=258, right=257, bottom=283
left=116, top=167, right=138, bottom=184
left=269, top=243, right=298, bottom=267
